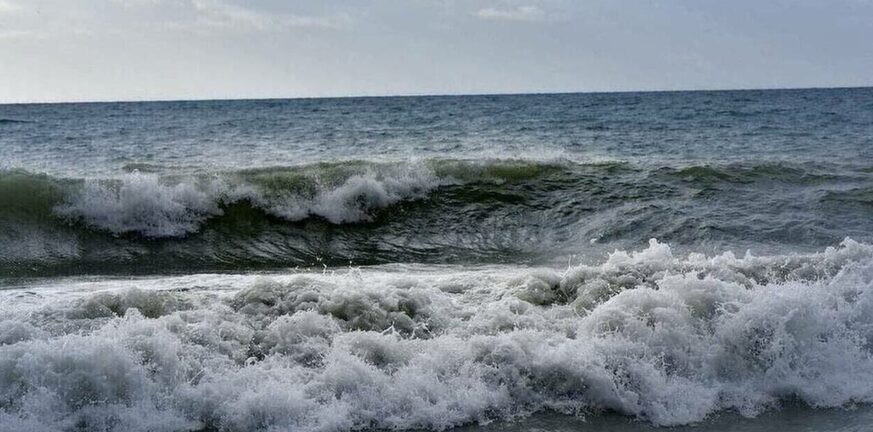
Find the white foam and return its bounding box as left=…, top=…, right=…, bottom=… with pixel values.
left=253, top=167, right=443, bottom=224
left=54, top=172, right=226, bottom=237
left=3, top=240, right=873, bottom=431
left=52, top=166, right=444, bottom=237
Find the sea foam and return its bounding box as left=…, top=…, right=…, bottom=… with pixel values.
left=3, top=240, right=873, bottom=431
left=52, top=164, right=444, bottom=237
left=54, top=172, right=226, bottom=237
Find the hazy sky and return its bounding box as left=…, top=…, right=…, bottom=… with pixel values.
left=1, top=0, right=872, bottom=102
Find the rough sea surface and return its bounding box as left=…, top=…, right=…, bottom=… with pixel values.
left=1, top=88, right=873, bottom=431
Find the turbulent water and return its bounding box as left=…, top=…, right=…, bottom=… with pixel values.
left=2, top=88, right=873, bottom=431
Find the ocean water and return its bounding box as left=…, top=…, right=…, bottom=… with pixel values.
left=1, top=88, right=873, bottom=431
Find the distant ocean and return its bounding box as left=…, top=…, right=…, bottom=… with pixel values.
left=2, top=88, right=873, bottom=431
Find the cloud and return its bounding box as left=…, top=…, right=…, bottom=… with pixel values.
left=186, top=0, right=348, bottom=31
left=475, top=5, right=547, bottom=22
left=0, top=0, right=20, bottom=14
left=112, top=0, right=350, bottom=32
left=0, top=29, right=31, bottom=39
left=111, top=0, right=162, bottom=6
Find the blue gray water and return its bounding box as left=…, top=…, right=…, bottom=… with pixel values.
left=1, top=88, right=873, bottom=431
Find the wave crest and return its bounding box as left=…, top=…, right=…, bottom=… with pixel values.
left=52, top=163, right=444, bottom=237
left=55, top=173, right=226, bottom=237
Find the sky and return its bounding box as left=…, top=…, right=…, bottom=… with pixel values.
left=1, top=0, right=872, bottom=103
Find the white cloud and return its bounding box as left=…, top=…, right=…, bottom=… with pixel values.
left=0, top=29, right=30, bottom=39
left=0, top=0, right=21, bottom=13
left=112, top=0, right=349, bottom=32
left=476, top=5, right=547, bottom=22
left=111, top=0, right=162, bottom=6
left=187, top=0, right=347, bottom=31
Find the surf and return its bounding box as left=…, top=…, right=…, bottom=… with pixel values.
left=3, top=239, right=873, bottom=431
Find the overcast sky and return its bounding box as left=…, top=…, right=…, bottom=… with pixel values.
left=1, top=0, right=872, bottom=102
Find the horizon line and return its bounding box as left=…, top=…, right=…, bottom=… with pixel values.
left=2, top=84, right=871, bottom=106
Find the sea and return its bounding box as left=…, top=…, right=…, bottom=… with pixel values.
left=1, top=88, right=873, bottom=431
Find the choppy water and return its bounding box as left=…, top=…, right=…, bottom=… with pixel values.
left=2, top=88, right=873, bottom=431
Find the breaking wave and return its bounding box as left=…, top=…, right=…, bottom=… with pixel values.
left=2, top=158, right=873, bottom=276
left=3, top=240, right=873, bottom=431
left=53, top=164, right=443, bottom=237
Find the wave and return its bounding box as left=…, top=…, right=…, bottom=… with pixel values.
left=2, top=158, right=873, bottom=276
left=659, top=161, right=847, bottom=185
left=2, top=240, right=873, bottom=431
left=52, top=164, right=443, bottom=237
left=0, top=118, right=33, bottom=125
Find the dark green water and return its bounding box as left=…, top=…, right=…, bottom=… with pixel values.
left=454, top=407, right=873, bottom=432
